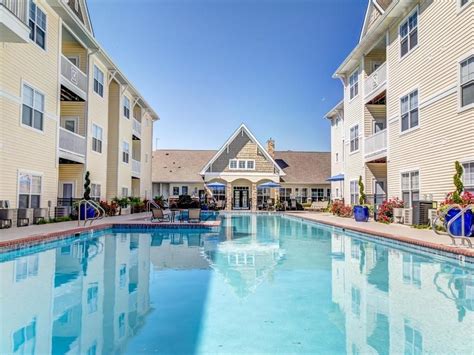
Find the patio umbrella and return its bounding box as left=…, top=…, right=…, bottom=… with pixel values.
left=257, top=181, right=281, bottom=189
left=206, top=182, right=226, bottom=188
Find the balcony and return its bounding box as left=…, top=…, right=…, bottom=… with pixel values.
left=0, top=0, right=30, bottom=42
left=364, top=62, right=387, bottom=102
left=132, top=117, right=141, bottom=139
left=132, top=159, right=141, bottom=178
left=59, top=127, right=86, bottom=164
left=60, top=55, right=87, bottom=101
left=364, top=129, right=387, bottom=162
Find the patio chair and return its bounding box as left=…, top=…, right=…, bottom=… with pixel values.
left=188, top=208, right=202, bottom=223
left=304, top=202, right=318, bottom=211
left=151, top=208, right=170, bottom=223
left=267, top=198, right=275, bottom=211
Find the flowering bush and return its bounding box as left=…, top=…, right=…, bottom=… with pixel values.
left=441, top=191, right=474, bottom=208
left=330, top=200, right=353, bottom=217
left=100, top=200, right=119, bottom=216
left=377, top=198, right=404, bottom=224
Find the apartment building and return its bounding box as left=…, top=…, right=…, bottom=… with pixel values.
left=326, top=0, right=473, bottom=208
left=0, top=0, right=158, bottom=213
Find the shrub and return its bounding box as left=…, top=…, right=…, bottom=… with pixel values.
left=83, top=171, right=91, bottom=200
left=330, top=200, right=353, bottom=217
left=377, top=198, right=404, bottom=224
left=100, top=200, right=118, bottom=216
left=358, top=175, right=366, bottom=205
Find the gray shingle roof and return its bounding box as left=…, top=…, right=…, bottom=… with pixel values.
left=274, top=151, right=331, bottom=184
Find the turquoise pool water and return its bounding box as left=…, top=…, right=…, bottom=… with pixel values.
left=0, top=214, right=473, bottom=354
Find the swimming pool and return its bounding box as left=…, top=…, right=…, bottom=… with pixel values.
left=0, top=214, right=472, bottom=354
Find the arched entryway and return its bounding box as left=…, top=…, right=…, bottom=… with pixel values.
left=230, top=178, right=252, bottom=210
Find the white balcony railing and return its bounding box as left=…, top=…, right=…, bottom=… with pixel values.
left=364, top=62, right=387, bottom=99
left=364, top=129, right=387, bottom=158
left=1, top=0, right=28, bottom=24
left=60, top=55, right=87, bottom=98
left=132, top=117, right=141, bottom=138
left=59, top=127, right=86, bottom=157
left=132, top=159, right=141, bottom=177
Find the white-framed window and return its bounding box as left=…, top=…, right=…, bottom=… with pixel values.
left=463, top=161, right=474, bottom=188
left=92, top=124, right=103, bottom=153
left=311, top=188, right=324, bottom=201
left=122, top=187, right=128, bottom=197
left=12, top=318, right=37, bottom=353
left=402, top=254, right=421, bottom=287
left=22, top=84, right=44, bottom=131
left=93, top=65, right=104, bottom=97
left=401, top=170, right=419, bottom=208
left=404, top=320, right=423, bottom=355
left=351, top=286, right=361, bottom=317
left=15, top=255, right=39, bottom=282
left=91, top=183, right=101, bottom=201
left=122, top=141, right=130, bottom=163
left=119, top=264, right=127, bottom=289
left=29, top=1, right=46, bottom=49
left=173, top=186, right=179, bottom=196
left=18, top=172, right=42, bottom=208
left=182, top=186, right=189, bottom=195
left=123, top=96, right=130, bottom=118
left=118, top=313, right=125, bottom=338
left=400, top=8, right=418, bottom=58
left=64, top=117, right=77, bottom=133
left=350, top=180, right=359, bottom=205
left=228, top=159, right=255, bottom=170
left=401, top=90, right=419, bottom=132
left=460, top=56, right=474, bottom=108
left=67, top=56, right=79, bottom=67
left=349, top=69, right=359, bottom=99
left=350, top=125, right=359, bottom=152
left=87, top=283, right=98, bottom=314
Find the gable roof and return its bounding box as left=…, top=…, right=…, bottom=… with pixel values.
left=199, top=124, right=285, bottom=176
left=359, top=0, right=384, bottom=42
left=274, top=151, right=331, bottom=184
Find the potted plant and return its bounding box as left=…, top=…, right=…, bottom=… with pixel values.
left=113, top=197, right=130, bottom=215
left=353, top=176, right=369, bottom=222
left=442, top=161, right=474, bottom=236
left=79, top=171, right=96, bottom=220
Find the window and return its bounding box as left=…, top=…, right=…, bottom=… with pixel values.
left=229, top=159, right=237, bottom=169
left=404, top=320, right=423, bottom=355
left=172, top=186, right=179, bottom=195
left=12, top=319, right=36, bottom=353
left=119, top=264, right=127, bottom=289
left=460, top=0, right=470, bottom=8
left=67, top=56, right=79, bottom=67
left=122, top=187, right=128, bottom=197
left=238, top=160, right=246, bottom=169
left=351, top=287, right=361, bottom=317
left=279, top=188, right=292, bottom=203
left=64, top=118, right=77, bottom=133
left=349, top=69, right=359, bottom=99
left=460, top=56, right=474, bottom=108
left=257, top=187, right=270, bottom=206
left=401, top=171, right=419, bottom=207
left=92, top=124, right=103, bottom=153
left=29, top=1, right=46, bottom=49
left=247, top=160, right=255, bottom=169
left=123, top=96, right=130, bottom=118
left=15, top=255, right=39, bottom=282
left=400, top=8, right=418, bottom=58
left=401, top=90, right=419, bottom=132
left=229, top=159, right=255, bottom=170
left=19, top=173, right=41, bottom=208
left=211, top=186, right=226, bottom=201
left=463, top=162, right=474, bottom=189
left=91, top=183, right=101, bottom=201
left=87, top=283, right=98, bottom=314
left=350, top=125, right=359, bottom=152
left=22, top=84, right=44, bottom=131
left=118, top=313, right=125, bottom=338
left=181, top=186, right=189, bottom=195
left=350, top=180, right=359, bottom=205
left=311, top=188, right=324, bottom=201
left=122, top=141, right=129, bottom=163
left=93, top=65, right=104, bottom=97
left=402, top=254, right=421, bottom=287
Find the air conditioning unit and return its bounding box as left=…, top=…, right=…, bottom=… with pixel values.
left=428, top=209, right=438, bottom=226
left=403, top=208, right=413, bottom=225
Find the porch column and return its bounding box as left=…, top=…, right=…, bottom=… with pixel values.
left=226, top=182, right=232, bottom=210
left=251, top=182, right=257, bottom=211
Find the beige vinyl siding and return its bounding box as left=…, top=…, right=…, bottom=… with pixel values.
left=106, top=79, right=120, bottom=200
left=364, top=105, right=386, bottom=136
left=61, top=40, right=87, bottom=73
left=365, top=163, right=387, bottom=195
left=60, top=102, right=86, bottom=136
left=140, top=112, right=154, bottom=199
left=0, top=1, right=60, bottom=208
left=386, top=0, right=474, bottom=202
left=58, top=164, right=84, bottom=197
left=117, top=88, right=133, bottom=196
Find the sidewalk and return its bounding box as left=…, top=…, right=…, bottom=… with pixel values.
left=285, top=211, right=474, bottom=258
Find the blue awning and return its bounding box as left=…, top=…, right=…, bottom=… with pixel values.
left=327, top=174, right=344, bottom=182
left=257, top=181, right=281, bottom=189
left=207, top=182, right=226, bottom=188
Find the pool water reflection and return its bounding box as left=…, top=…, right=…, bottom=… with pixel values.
left=0, top=214, right=472, bottom=354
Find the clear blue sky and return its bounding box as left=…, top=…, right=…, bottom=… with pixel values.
left=88, top=0, right=367, bottom=152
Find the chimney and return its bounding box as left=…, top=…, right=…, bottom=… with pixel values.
left=266, top=138, right=275, bottom=158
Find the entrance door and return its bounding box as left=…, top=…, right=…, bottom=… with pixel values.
left=233, top=187, right=249, bottom=209
left=61, top=182, right=74, bottom=207
left=374, top=180, right=386, bottom=203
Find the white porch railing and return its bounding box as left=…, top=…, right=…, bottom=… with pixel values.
left=61, top=55, right=87, bottom=97
left=364, top=129, right=387, bottom=158
left=59, top=127, right=86, bottom=157
left=1, top=0, right=28, bottom=23
left=364, top=62, right=387, bottom=99
left=132, top=159, right=141, bottom=176
left=132, top=117, right=141, bottom=137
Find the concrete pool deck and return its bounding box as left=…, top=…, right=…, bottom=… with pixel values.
left=285, top=211, right=474, bottom=258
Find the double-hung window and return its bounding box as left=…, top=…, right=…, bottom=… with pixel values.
left=463, top=161, right=474, bottom=190
left=311, top=188, right=324, bottom=202
left=401, top=90, right=419, bottom=132
left=122, top=141, right=130, bottom=163
left=238, top=160, right=246, bottom=169
left=92, top=124, right=103, bottom=153
left=173, top=186, right=179, bottom=196
left=401, top=171, right=419, bottom=207
left=18, top=173, right=42, bottom=208
left=350, top=125, right=359, bottom=152
left=349, top=69, right=359, bottom=99
left=400, top=8, right=418, bottom=58
left=229, top=159, right=255, bottom=170
left=29, top=1, right=46, bottom=49
left=181, top=186, right=189, bottom=195
left=91, top=183, right=101, bottom=201
left=460, top=56, right=474, bottom=108
left=350, top=180, right=359, bottom=205
left=123, top=96, right=130, bottom=118
left=122, top=187, right=128, bottom=197
left=93, top=66, right=104, bottom=97
left=22, top=84, right=44, bottom=131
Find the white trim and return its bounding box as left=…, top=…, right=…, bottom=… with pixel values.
left=349, top=123, right=360, bottom=154
left=20, top=80, right=46, bottom=134
left=91, top=122, right=104, bottom=154
left=398, top=5, right=419, bottom=61
left=228, top=159, right=256, bottom=171
left=59, top=181, right=76, bottom=198
left=62, top=116, right=79, bottom=133
left=199, top=124, right=285, bottom=176
left=457, top=0, right=472, bottom=13
left=17, top=169, right=44, bottom=209
left=93, top=64, right=105, bottom=98
left=419, top=85, right=457, bottom=110
left=28, top=1, right=48, bottom=52
left=399, top=169, right=420, bottom=207
left=348, top=68, right=360, bottom=101
left=204, top=172, right=280, bottom=177
left=399, top=86, right=420, bottom=135
left=457, top=51, right=474, bottom=112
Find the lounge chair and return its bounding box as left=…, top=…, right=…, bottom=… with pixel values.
left=266, top=198, right=275, bottom=211
left=304, top=201, right=328, bottom=212
left=151, top=208, right=170, bottom=223
left=188, top=208, right=201, bottom=223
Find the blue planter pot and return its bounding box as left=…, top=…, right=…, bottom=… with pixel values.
left=79, top=204, right=96, bottom=220
left=445, top=208, right=473, bottom=237
left=354, top=205, right=369, bottom=222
